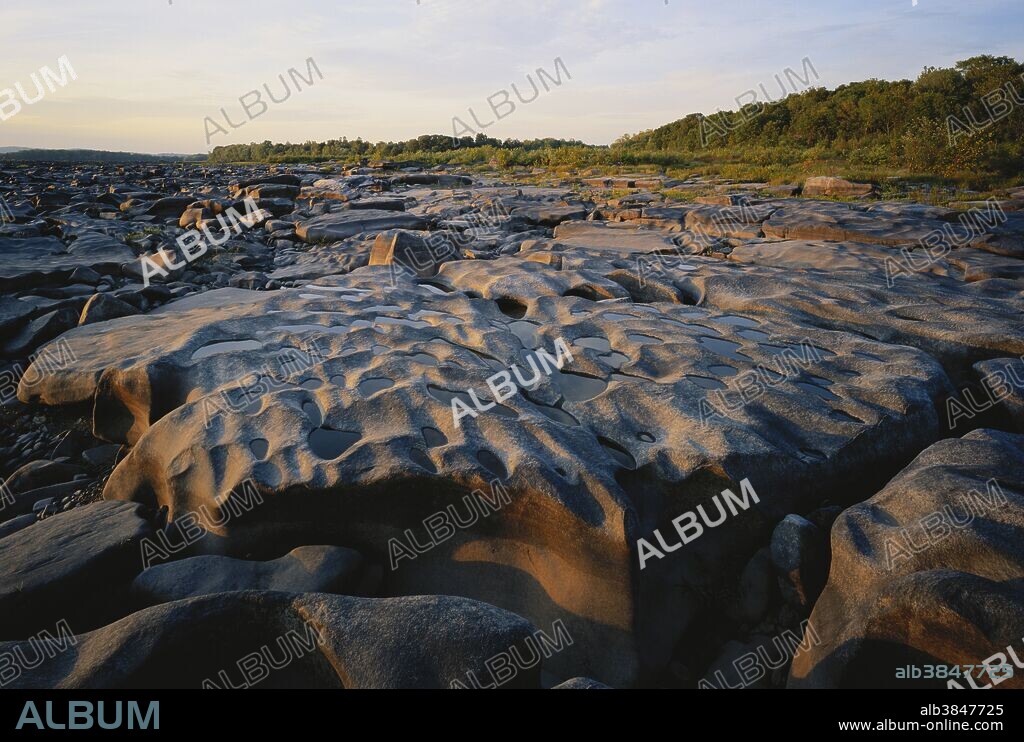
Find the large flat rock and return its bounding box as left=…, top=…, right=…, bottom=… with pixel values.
left=295, top=209, right=428, bottom=243
left=0, top=235, right=135, bottom=291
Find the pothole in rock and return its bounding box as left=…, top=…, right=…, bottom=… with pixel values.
left=476, top=449, right=507, bottom=479
left=250, top=438, right=270, bottom=460
left=533, top=402, right=581, bottom=426
left=698, top=336, right=751, bottom=362
left=564, top=286, right=604, bottom=301
left=191, top=339, right=263, bottom=361
left=637, top=432, right=656, bottom=443
left=358, top=377, right=395, bottom=396
left=553, top=370, right=608, bottom=402
left=598, top=436, right=637, bottom=470
left=299, top=378, right=323, bottom=390
left=422, top=426, right=448, bottom=448
left=628, top=334, right=663, bottom=345
left=309, top=428, right=361, bottom=460
left=574, top=336, right=612, bottom=353
left=406, top=353, right=440, bottom=366
left=496, top=297, right=528, bottom=319
left=409, top=448, right=437, bottom=474
left=426, top=385, right=517, bottom=418
left=737, top=328, right=770, bottom=341
left=508, top=320, right=540, bottom=349
left=687, top=375, right=728, bottom=390
left=709, top=364, right=738, bottom=377
left=598, top=351, right=630, bottom=370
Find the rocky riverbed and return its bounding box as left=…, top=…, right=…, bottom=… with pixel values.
left=1, top=162, right=1022, bottom=689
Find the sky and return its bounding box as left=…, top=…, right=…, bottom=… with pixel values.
left=0, top=0, right=1021, bottom=153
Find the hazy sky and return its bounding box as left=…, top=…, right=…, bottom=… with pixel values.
left=1, top=0, right=1020, bottom=153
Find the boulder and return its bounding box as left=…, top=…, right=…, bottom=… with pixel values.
left=790, top=430, right=1024, bottom=689
left=0, top=501, right=155, bottom=638
left=131, top=545, right=372, bottom=603
left=803, top=176, right=875, bottom=198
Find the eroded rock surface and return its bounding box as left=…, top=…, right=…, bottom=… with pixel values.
left=4, top=162, right=1023, bottom=689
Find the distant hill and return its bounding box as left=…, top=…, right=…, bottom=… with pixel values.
left=0, top=148, right=206, bottom=163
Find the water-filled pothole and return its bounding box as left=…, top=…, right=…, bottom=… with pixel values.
left=508, top=321, right=540, bottom=349
left=628, top=334, right=662, bottom=345
left=309, top=428, right=361, bottom=459
left=737, top=329, right=770, bottom=341
left=191, top=339, right=263, bottom=361
left=598, top=351, right=629, bottom=369
left=426, top=385, right=517, bottom=418
left=358, top=378, right=395, bottom=396
left=409, top=448, right=437, bottom=474
left=406, top=353, right=440, bottom=366
left=422, top=427, right=448, bottom=448
left=699, top=336, right=751, bottom=361
left=534, top=403, right=580, bottom=426
left=250, top=438, right=269, bottom=459
left=554, top=371, right=608, bottom=402
left=574, top=336, right=612, bottom=353
left=687, top=375, right=727, bottom=390
left=477, top=449, right=507, bottom=479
